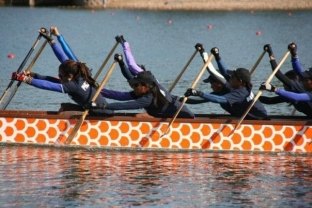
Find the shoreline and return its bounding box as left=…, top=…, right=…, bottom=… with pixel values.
left=1, top=0, right=312, bottom=11
left=103, top=0, right=312, bottom=11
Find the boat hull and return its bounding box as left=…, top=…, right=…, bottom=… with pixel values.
left=0, top=110, right=311, bottom=153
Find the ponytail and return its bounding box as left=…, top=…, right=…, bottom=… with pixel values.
left=59, top=60, right=98, bottom=88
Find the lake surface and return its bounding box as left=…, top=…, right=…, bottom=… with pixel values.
left=0, top=7, right=311, bottom=207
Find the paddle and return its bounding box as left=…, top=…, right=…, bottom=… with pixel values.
left=234, top=51, right=290, bottom=130
left=64, top=61, right=117, bottom=145
left=0, top=32, right=43, bottom=109
left=93, top=41, right=118, bottom=81
left=161, top=54, right=215, bottom=136
left=168, top=49, right=199, bottom=92
left=249, top=50, right=266, bottom=75
left=0, top=39, right=49, bottom=110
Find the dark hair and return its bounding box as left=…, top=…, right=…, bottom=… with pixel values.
left=150, top=85, right=169, bottom=108
left=59, top=60, right=97, bottom=88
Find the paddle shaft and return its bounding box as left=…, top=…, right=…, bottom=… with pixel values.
left=64, top=61, right=117, bottom=145
left=235, top=51, right=290, bottom=129
left=93, top=41, right=118, bottom=81
left=0, top=39, right=48, bottom=110
left=250, top=50, right=266, bottom=75
left=163, top=54, right=215, bottom=135
left=168, top=50, right=198, bottom=92
left=0, top=34, right=42, bottom=107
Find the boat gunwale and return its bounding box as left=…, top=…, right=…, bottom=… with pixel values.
left=1, top=110, right=311, bottom=126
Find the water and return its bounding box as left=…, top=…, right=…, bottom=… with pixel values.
left=0, top=7, right=312, bottom=207
left=0, top=145, right=311, bottom=208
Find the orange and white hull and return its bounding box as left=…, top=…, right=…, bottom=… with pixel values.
left=0, top=110, right=311, bottom=153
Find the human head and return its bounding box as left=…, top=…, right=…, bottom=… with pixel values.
left=301, top=68, right=312, bottom=91
left=283, top=70, right=299, bottom=90
left=203, top=75, right=225, bottom=93
left=58, top=60, right=95, bottom=86
left=128, top=71, right=156, bottom=95
left=229, top=68, right=252, bottom=89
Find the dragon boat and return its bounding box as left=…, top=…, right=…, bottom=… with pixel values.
left=0, top=110, right=311, bottom=153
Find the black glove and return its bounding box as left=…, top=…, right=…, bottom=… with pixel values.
left=115, top=35, right=126, bottom=44
left=288, top=42, right=297, bottom=57
left=259, top=82, right=276, bottom=92
left=184, top=88, right=203, bottom=97
left=263, top=44, right=273, bottom=56
left=114, top=53, right=123, bottom=62
left=210, top=47, right=220, bottom=60
left=195, top=43, right=204, bottom=53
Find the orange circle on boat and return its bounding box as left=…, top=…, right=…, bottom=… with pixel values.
left=274, top=125, right=283, bottom=131
left=171, top=130, right=181, bottom=142
left=232, top=133, right=242, bottom=145
left=36, top=134, right=46, bottom=143
left=305, top=143, right=312, bottom=152
left=211, top=123, right=221, bottom=130
left=273, top=134, right=283, bottom=146
left=242, top=140, right=252, bottom=150
left=99, top=137, right=109, bottom=146
left=47, top=127, right=57, bottom=138
left=220, top=125, right=231, bottom=136
left=242, top=126, right=252, bottom=137
left=119, top=123, right=130, bottom=133
left=78, top=135, right=88, bottom=145
left=26, top=127, right=36, bottom=138
left=263, top=141, right=273, bottom=151
left=283, top=127, right=294, bottom=138
left=36, top=120, right=47, bottom=131
left=15, top=120, right=26, bottom=131
left=263, top=127, right=273, bottom=138
left=150, top=130, right=160, bottom=142
left=89, top=128, right=99, bottom=139
left=253, top=124, right=262, bottom=131
left=181, top=125, right=191, bottom=136
left=80, top=122, right=89, bottom=132
left=190, top=132, right=201, bottom=143
left=221, top=140, right=231, bottom=150
left=161, top=138, right=170, bottom=148
left=252, top=133, right=263, bottom=145
left=120, top=136, right=129, bottom=146
left=140, top=123, right=150, bottom=134
left=57, top=120, right=68, bottom=130
left=4, top=126, right=14, bottom=136
left=109, top=129, right=119, bottom=140
left=130, top=130, right=140, bottom=141
left=201, top=125, right=211, bottom=136
left=99, top=122, right=109, bottom=131
left=180, top=138, right=190, bottom=149
left=192, top=123, right=201, bottom=129
left=15, top=133, right=25, bottom=143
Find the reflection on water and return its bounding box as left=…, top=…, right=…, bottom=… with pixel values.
left=0, top=146, right=311, bottom=207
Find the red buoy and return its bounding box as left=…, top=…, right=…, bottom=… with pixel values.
left=7, top=53, right=15, bottom=59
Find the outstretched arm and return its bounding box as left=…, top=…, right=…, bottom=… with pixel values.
left=264, top=44, right=292, bottom=88
left=51, top=26, right=79, bottom=61
left=276, top=89, right=312, bottom=102
left=122, top=42, right=144, bottom=75
left=288, top=43, right=305, bottom=77
left=101, top=89, right=135, bottom=101
left=57, top=35, right=79, bottom=61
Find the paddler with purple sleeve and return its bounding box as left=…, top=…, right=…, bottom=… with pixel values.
left=99, top=35, right=194, bottom=118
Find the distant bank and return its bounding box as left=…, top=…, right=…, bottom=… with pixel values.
left=1, top=0, right=312, bottom=10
